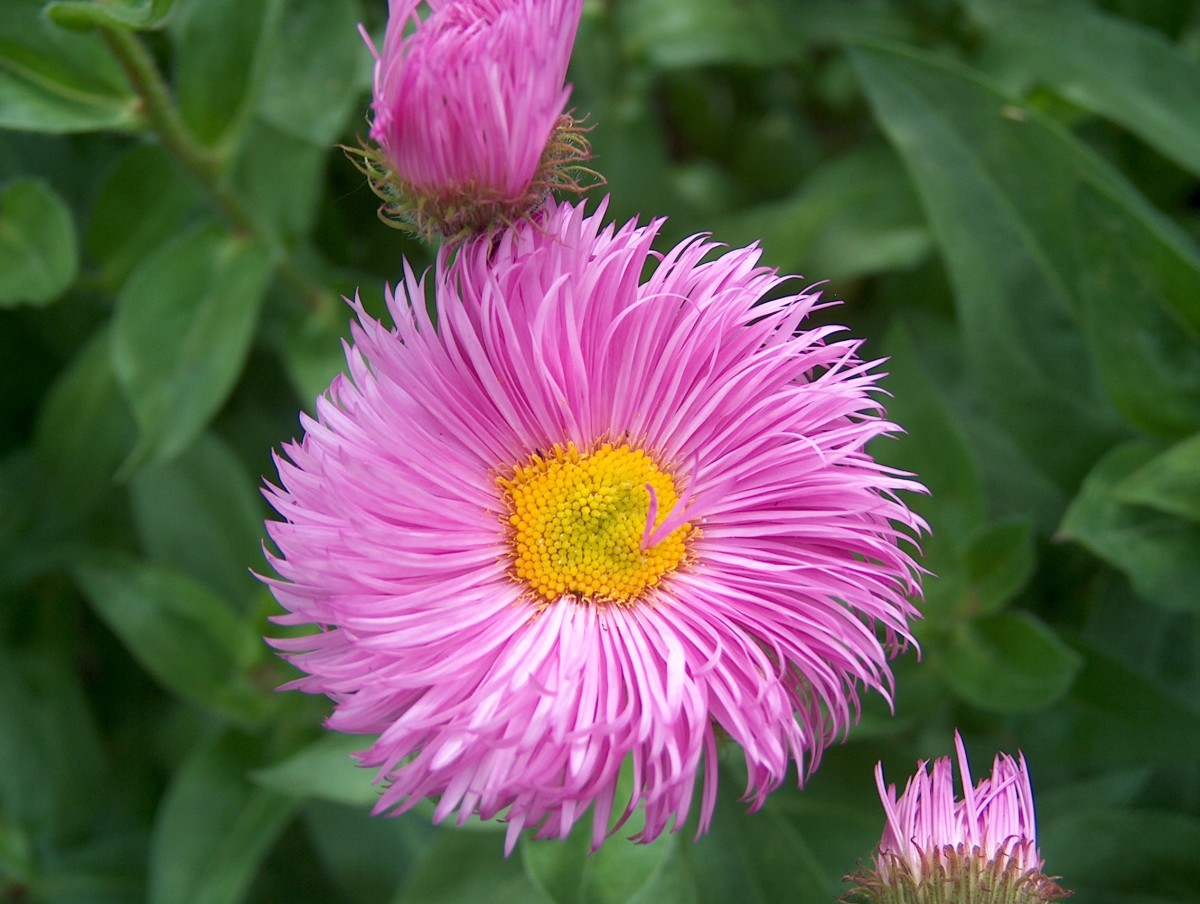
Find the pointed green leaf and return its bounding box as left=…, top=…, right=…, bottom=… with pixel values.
left=395, top=830, right=550, bottom=904
left=130, top=432, right=267, bottom=606
left=875, top=320, right=984, bottom=541
left=1115, top=432, right=1200, bottom=522
left=302, top=801, right=434, bottom=904
left=1041, top=810, right=1200, bottom=901
left=941, top=611, right=1082, bottom=713
left=947, top=385, right=1069, bottom=535
left=0, top=652, right=107, bottom=835
left=524, top=825, right=681, bottom=904
left=961, top=518, right=1035, bottom=616
left=112, top=223, right=273, bottom=473
left=46, top=0, right=177, bottom=31
left=0, top=178, right=77, bottom=306
left=1059, top=441, right=1200, bottom=611
left=70, top=553, right=268, bottom=723
left=87, top=144, right=201, bottom=288
left=1037, top=768, right=1151, bottom=817
left=258, top=0, right=367, bottom=145
left=772, top=0, right=915, bottom=45
left=617, top=0, right=798, bottom=69
left=0, top=450, right=78, bottom=588
left=965, top=0, right=1200, bottom=179
left=277, top=300, right=352, bottom=409
left=678, top=782, right=834, bottom=904
left=850, top=42, right=1132, bottom=487
left=1075, top=183, right=1200, bottom=438
left=33, top=328, right=136, bottom=518
left=253, top=734, right=379, bottom=808
left=150, top=732, right=298, bottom=904
left=1055, top=647, right=1200, bottom=771
left=716, top=146, right=931, bottom=282
left=0, top=0, right=138, bottom=132
left=170, top=0, right=282, bottom=149
left=229, top=119, right=327, bottom=241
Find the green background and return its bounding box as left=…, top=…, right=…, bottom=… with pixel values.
left=2, top=0, right=1199, bottom=901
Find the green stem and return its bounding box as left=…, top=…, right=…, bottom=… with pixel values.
left=98, top=26, right=331, bottom=313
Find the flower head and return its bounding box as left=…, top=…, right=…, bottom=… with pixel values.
left=263, top=198, right=924, bottom=852
left=356, top=0, right=594, bottom=238
left=845, top=733, right=1071, bottom=903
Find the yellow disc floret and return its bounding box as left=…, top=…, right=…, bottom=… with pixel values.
left=499, top=442, right=691, bottom=606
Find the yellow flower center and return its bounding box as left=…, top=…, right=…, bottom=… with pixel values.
left=499, top=442, right=691, bottom=606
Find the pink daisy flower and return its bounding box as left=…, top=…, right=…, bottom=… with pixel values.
left=263, top=198, right=924, bottom=852
left=846, top=732, right=1071, bottom=902
left=356, top=0, right=595, bottom=238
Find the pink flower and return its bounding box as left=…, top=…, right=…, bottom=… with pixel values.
left=357, top=0, right=593, bottom=237
left=263, top=198, right=924, bottom=852
left=846, top=733, right=1071, bottom=902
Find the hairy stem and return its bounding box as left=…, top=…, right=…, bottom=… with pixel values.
left=99, top=26, right=331, bottom=312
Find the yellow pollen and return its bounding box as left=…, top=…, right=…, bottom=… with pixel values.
left=498, top=442, right=691, bottom=606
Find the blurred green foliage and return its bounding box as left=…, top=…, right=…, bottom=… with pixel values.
left=2, top=0, right=1199, bottom=901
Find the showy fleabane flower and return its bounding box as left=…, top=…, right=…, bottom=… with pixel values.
left=263, top=198, right=924, bottom=852
left=844, top=733, right=1071, bottom=903
left=355, top=0, right=594, bottom=238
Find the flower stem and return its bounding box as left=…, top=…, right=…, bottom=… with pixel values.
left=98, top=26, right=331, bottom=313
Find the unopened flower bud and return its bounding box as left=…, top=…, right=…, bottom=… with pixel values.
left=352, top=0, right=599, bottom=240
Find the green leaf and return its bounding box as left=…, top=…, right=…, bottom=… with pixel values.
left=518, top=762, right=820, bottom=904
left=87, top=144, right=201, bottom=288
left=771, top=0, right=916, bottom=45
left=1041, top=810, right=1200, bottom=901
left=394, top=829, right=551, bottom=904
left=875, top=320, right=984, bottom=541
left=961, top=518, right=1035, bottom=616
left=149, top=732, right=298, bottom=904
left=26, top=831, right=147, bottom=904
left=766, top=751, right=905, bottom=886
left=0, top=450, right=80, bottom=588
left=170, top=0, right=282, bottom=149
left=850, top=42, right=1131, bottom=488
left=0, top=652, right=107, bottom=836
left=1078, top=180, right=1200, bottom=343
left=112, top=223, right=274, bottom=473
left=229, top=119, right=328, bottom=242
left=0, top=819, right=34, bottom=887
left=1037, top=768, right=1151, bottom=817
left=258, top=0, right=367, bottom=145
left=70, top=553, right=267, bottom=724
left=941, top=611, right=1082, bottom=713
left=1050, top=647, right=1200, bottom=771
left=302, top=801, right=434, bottom=904
left=277, top=300, right=352, bottom=409
left=616, top=0, right=799, bottom=69
left=46, top=0, right=177, bottom=31
left=33, top=328, right=136, bottom=518
left=253, top=734, right=380, bottom=808
left=0, top=178, right=77, bottom=306
left=1059, top=441, right=1200, bottom=612
left=523, top=825, right=681, bottom=904
left=568, top=22, right=675, bottom=227
left=965, top=0, right=1200, bottom=179
left=1074, top=184, right=1200, bottom=438
left=679, top=782, right=835, bottom=904
left=1115, top=431, right=1200, bottom=522
left=716, top=146, right=931, bottom=282
left=0, top=0, right=138, bottom=132
left=130, top=432, right=266, bottom=606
